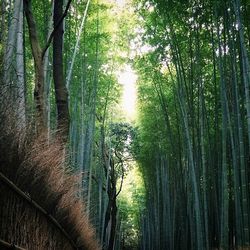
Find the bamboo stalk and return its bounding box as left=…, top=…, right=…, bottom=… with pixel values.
left=0, top=172, right=78, bottom=249
left=0, top=239, right=26, bottom=250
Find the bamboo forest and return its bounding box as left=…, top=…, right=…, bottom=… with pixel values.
left=1, top=0, right=250, bottom=249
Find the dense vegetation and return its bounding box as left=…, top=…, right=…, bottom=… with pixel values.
left=134, top=0, right=250, bottom=249
left=1, top=0, right=250, bottom=249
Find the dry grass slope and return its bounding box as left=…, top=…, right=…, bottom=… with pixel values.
left=0, top=104, right=100, bottom=249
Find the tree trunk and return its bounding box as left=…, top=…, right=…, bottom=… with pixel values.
left=44, top=1, right=54, bottom=133
left=16, top=0, right=26, bottom=128
left=53, top=0, right=69, bottom=139
left=233, top=0, right=250, bottom=161
left=107, top=195, right=117, bottom=250
left=215, top=15, right=229, bottom=249
left=4, top=0, right=21, bottom=87
left=66, top=0, right=91, bottom=89
left=24, top=0, right=47, bottom=131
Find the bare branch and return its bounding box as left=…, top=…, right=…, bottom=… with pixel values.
left=116, top=170, right=124, bottom=197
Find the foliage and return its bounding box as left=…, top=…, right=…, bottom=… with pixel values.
left=4, top=0, right=250, bottom=249
left=133, top=0, right=250, bottom=249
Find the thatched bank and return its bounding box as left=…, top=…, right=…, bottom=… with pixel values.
left=0, top=176, right=75, bottom=249
left=0, top=108, right=100, bottom=249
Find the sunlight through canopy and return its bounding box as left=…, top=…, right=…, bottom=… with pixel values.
left=117, top=65, right=137, bottom=121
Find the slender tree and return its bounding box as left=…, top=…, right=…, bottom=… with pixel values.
left=53, top=0, right=70, bottom=138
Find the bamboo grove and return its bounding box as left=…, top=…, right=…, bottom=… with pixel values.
left=0, top=0, right=136, bottom=249
left=1, top=0, right=250, bottom=249
left=134, top=0, right=250, bottom=249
